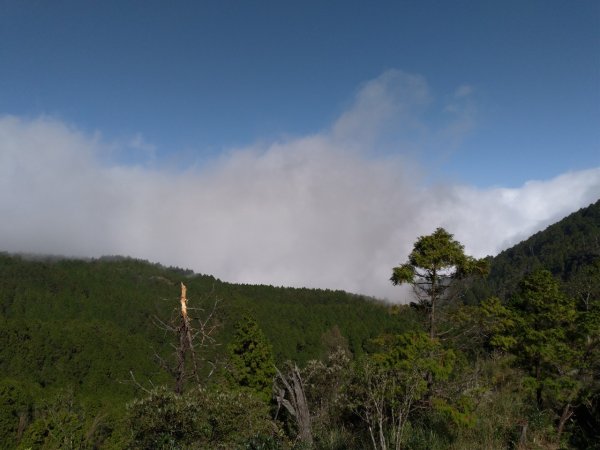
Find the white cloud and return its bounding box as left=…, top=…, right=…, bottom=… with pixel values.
left=1, top=71, right=599, bottom=302
left=331, top=70, right=431, bottom=148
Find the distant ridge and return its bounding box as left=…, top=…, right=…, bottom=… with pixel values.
left=466, top=198, right=600, bottom=302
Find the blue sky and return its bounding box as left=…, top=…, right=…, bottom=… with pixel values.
left=1, top=1, right=599, bottom=299
left=2, top=0, right=598, bottom=186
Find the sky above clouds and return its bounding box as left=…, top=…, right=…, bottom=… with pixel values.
left=0, top=1, right=599, bottom=300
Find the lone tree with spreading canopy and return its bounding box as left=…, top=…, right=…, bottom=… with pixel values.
left=391, top=227, right=487, bottom=339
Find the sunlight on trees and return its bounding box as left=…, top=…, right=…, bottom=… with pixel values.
left=482, top=269, right=592, bottom=440
left=227, top=315, right=276, bottom=402
left=391, top=227, right=488, bottom=339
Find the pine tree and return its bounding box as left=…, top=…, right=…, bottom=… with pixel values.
left=391, top=227, right=488, bottom=339
left=482, top=270, right=582, bottom=438
left=227, top=316, right=276, bottom=402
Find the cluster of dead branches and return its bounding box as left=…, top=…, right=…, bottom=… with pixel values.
left=151, top=282, right=221, bottom=394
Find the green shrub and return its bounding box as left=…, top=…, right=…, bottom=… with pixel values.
left=125, top=385, right=282, bottom=449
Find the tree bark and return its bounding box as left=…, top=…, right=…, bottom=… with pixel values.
left=534, top=361, right=543, bottom=409
left=275, top=364, right=313, bottom=446
left=175, top=282, right=199, bottom=394
left=557, top=403, right=573, bottom=441
left=430, top=269, right=437, bottom=340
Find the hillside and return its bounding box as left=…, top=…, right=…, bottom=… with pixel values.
left=2, top=200, right=598, bottom=405
left=0, top=202, right=598, bottom=448
left=465, top=198, right=600, bottom=303
left=0, top=253, right=416, bottom=407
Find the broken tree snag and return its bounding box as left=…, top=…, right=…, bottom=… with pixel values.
left=182, top=283, right=200, bottom=384
left=152, top=283, right=221, bottom=394
left=180, top=282, right=188, bottom=319
left=175, top=282, right=200, bottom=394
left=175, top=282, right=188, bottom=394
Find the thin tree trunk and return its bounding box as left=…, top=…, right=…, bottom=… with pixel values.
left=430, top=269, right=437, bottom=340
left=368, top=424, right=378, bottom=450
left=375, top=392, right=387, bottom=450
left=534, top=362, right=543, bottom=409
left=378, top=413, right=387, bottom=450
left=175, top=321, right=186, bottom=394
left=557, top=403, right=573, bottom=440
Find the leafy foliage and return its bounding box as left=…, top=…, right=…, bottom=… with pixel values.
left=125, top=385, right=280, bottom=449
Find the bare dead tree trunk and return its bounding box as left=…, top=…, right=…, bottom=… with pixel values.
left=275, top=363, right=313, bottom=446
left=166, top=282, right=221, bottom=394
left=174, top=283, right=200, bottom=394
left=129, top=283, right=220, bottom=395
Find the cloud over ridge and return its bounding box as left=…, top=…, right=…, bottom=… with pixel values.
left=1, top=71, right=599, bottom=301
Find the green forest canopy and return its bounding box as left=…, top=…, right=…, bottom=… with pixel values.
left=0, top=199, right=598, bottom=449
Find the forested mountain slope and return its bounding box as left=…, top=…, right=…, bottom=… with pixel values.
left=466, top=198, right=600, bottom=303
left=0, top=253, right=414, bottom=407
left=0, top=201, right=598, bottom=448
left=1, top=200, right=598, bottom=408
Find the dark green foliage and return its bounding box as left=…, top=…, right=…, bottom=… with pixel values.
left=125, top=385, right=281, bottom=449
left=0, top=378, right=33, bottom=449
left=0, top=317, right=166, bottom=403
left=0, top=252, right=407, bottom=446
left=0, top=201, right=598, bottom=448
left=482, top=269, right=594, bottom=442
left=16, top=389, right=114, bottom=450
left=371, top=332, right=456, bottom=388
left=343, top=332, right=483, bottom=450
left=391, top=227, right=488, bottom=338
left=227, top=316, right=276, bottom=401
left=224, top=284, right=413, bottom=364
left=467, top=199, right=600, bottom=303
left=0, top=253, right=404, bottom=388
left=391, top=228, right=487, bottom=285
left=0, top=252, right=408, bottom=366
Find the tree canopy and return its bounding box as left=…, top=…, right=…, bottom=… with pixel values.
left=482, top=269, right=589, bottom=439
left=391, top=227, right=488, bottom=338
left=1, top=202, right=599, bottom=448
left=227, top=315, right=276, bottom=401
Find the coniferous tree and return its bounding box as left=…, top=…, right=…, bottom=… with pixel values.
left=482, top=270, right=583, bottom=439
left=227, top=316, right=276, bottom=402
left=391, top=227, right=488, bottom=339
